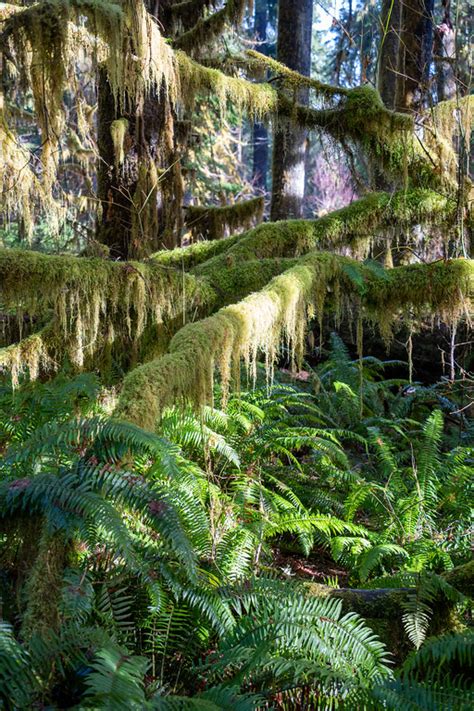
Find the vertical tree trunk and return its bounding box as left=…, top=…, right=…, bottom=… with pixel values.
left=270, top=0, right=313, bottom=221
left=96, top=2, right=183, bottom=260
left=397, top=0, right=435, bottom=111
left=252, top=0, right=269, bottom=191
left=434, top=0, right=456, bottom=102
left=96, top=76, right=181, bottom=259
left=377, top=0, right=402, bottom=109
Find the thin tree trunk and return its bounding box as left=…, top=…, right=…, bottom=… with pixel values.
left=397, top=0, right=435, bottom=111
left=252, top=0, right=269, bottom=191
left=270, top=0, right=313, bottom=221
left=434, top=0, right=456, bottom=102
left=377, top=0, right=402, bottom=109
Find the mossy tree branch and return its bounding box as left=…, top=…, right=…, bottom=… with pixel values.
left=185, top=197, right=264, bottom=241
left=115, top=253, right=473, bottom=430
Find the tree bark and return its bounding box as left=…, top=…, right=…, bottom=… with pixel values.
left=377, top=0, right=402, bottom=109
left=252, top=0, right=270, bottom=191
left=397, top=0, right=435, bottom=111
left=270, top=0, right=313, bottom=221
left=434, top=0, right=456, bottom=102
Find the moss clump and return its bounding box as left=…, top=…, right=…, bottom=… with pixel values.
left=185, top=197, right=264, bottom=242
left=150, top=232, right=242, bottom=270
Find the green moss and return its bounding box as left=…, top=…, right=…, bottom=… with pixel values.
left=185, top=197, right=264, bottom=241
left=21, top=528, right=69, bottom=639
left=150, top=233, right=242, bottom=270
left=176, top=50, right=278, bottom=119
left=0, top=249, right=214, bottom=383
left=443, top=561, right=474, bottom=598
left=116, top=252, right=473, bottom=430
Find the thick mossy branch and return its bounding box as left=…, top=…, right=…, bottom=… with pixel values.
left=0, top=249, right=214, bottom=383
left=193, top=189, right=456, bottom=277
left=173, top=0, right=249, bottom=54
left=185, top=197, right=264, bottom=241
left=116, top=254, right=473, bottom=430
left=176, top=50, right=278, bottom=118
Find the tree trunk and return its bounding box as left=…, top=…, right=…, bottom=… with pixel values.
left=270, top=0, right=313, bottom=221
left=96, top=3, right=183, bottom=260
left=397, top=0, right=435, bottom=111
left=252, top=0, right=269, bottom=191
left=377, top=0, right=402, bottom=109
left=434, top=0, right=456, bottom=102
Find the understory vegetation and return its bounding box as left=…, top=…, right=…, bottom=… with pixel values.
left=0, top=339, right=472, bottom=708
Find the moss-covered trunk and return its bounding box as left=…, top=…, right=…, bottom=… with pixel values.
left=270, top=0, right=313, bottom=221
left=96, top=4, right=184, bottom=260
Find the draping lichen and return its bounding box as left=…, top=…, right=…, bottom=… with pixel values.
left=176, top=50, right=278, bottom=118
left=110, top=118, right=129, bottom=170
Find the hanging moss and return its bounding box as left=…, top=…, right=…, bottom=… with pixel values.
left=110, top=118, right=129, bottom=170
left=422, top=95, right=474, bottom=189
left=0, top=249, right=214, bottom=384
left=176, top=50, right=278, bottom=119
left=0, top=113, right=43, bottom=241
left=115, top=254, right=473, bottom=430
left=0, top=0, right=124, bottom=188
left=185, top=197, right=264, bottom=241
